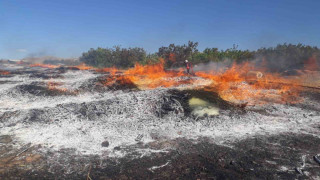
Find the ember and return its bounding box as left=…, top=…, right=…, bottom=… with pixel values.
left=0, top=70, right=10, bottom=75
left=74, top=63, right=95, bottom=70
left=47, top=81, right=68, bottom=92
left=30, top=63, right=60, bottom=69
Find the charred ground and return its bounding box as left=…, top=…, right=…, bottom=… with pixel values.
left=0, top=63, right=319, bottom=179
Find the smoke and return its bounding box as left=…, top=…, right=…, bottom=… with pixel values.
left=193, top=54, right=319, bottom=75
left=22, top=50, right=51, bottom=63
left=21, top=50, right=79, bottom=65
left=192, top=60, right=234, bottom=73
left=253, top=50, right=320, bottom=73
left=23, top=56, right=59, bottom=64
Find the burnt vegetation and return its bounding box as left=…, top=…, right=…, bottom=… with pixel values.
left=1, top=43, right=320, bottom=179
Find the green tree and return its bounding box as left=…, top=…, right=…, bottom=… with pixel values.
left=79, top=46, right=147, bottom=68
left=157, top=41, right=199, bottom=67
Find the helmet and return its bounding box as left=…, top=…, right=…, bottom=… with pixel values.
left=185, top=60, right=188, bottom=63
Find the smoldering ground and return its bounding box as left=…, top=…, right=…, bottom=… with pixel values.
left=0, top=61, right=320, bottom=179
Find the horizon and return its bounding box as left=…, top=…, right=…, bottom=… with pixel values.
left=2, top=42, right=319, bottom=61
left=1, top=0, right=320, bottom=59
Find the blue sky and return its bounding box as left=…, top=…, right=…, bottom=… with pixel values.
left=1, top=0, right=319, bottom=59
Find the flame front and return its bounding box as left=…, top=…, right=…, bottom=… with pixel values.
left=123, top=59, right=187, bottom=89
left=196, top=62, right=302, bottom=105
left=74, top=63, right=95, bottom=70
left=0, top=70, right=10, bottom=75
left=30, top=64, right=60, bottom=69
left=28, top=58, right=320, bottom=106
left=100, top=59, right=320, bottom=105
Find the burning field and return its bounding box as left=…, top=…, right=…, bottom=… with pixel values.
left=0, top=60, right=320, bottom=179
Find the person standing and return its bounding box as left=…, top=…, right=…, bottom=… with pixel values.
left=185, top=60, right=193, bottom=74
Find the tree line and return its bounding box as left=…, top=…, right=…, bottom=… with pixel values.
left=79, top=41, right=320, bottom=72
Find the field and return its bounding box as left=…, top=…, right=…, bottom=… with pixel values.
left=0, top=62, right=320, bottom=179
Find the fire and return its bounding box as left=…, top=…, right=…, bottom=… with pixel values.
left=304, top=55, right=319, bottom=71
left=30, top=63, right=60, bottom=69
left=27, top=58, right=316, bottom=106
left=195, top=62, right=303, bottom=105
left=101, top=59, right=307, bottom=105
left=100, top=59, right=193, bottom=89
left=169, top=53, right=176, bottom=62
left=300, top=56, right=320, bottom=89
left=47, top=81, right=68, bottom=92
left=0, top=70, right=10, bottom=75
left=96, top=67, right=119, bottom=76
left=30, top=63, right=97, bottom=71
left=123, top=59, right=188, bottom=89
left=74, top=63, right=96, bottom=70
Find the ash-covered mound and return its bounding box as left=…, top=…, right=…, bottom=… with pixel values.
left=78, top=74, right=138, bottom=93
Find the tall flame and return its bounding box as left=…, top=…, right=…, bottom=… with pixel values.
left=101, top=59, right=314, bottom=105
left=196, top=62, right=302, bottom=105
left=27, top=57, right=320, bottom=105
left=123, top=59, right=187, bottom=89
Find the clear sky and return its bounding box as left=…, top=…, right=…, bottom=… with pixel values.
left=1, top=0, right=320, bottom=59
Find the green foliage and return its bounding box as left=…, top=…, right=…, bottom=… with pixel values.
left=255, top=43, right=320, bottom=71
left=158, top=41, right=199, bottom=67
left=79, top=46, right=146, bottom=68
left=190, top=45, right=254, bottom=64
left=79, top=42, right=319, bottom=71
left=142, top=53, right=161, bottom=65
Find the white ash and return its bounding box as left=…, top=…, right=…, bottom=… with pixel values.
left=0, top=68, right=320, bottom=159
left=0, top=70, right=99, bottom=113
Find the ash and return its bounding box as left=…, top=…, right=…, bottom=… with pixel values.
left=0, top=63, right=320, bottom=179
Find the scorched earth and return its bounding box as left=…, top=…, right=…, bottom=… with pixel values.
left=0, top=61, right=320, bottom=179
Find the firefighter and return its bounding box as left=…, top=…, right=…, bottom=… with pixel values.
left=185, top=60, right=192, bottom=74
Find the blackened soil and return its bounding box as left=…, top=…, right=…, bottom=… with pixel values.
left=79, top=75, right=138, bottom=93
left=16, top=83, right=76, bottom=96
left=292, top=89, right=320, bottom=113
left=1, top=133, right=319, bottom=179
left=29, top=73, right=63, bottom=79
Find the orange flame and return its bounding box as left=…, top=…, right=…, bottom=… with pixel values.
left=28, top=58, right=317, bottom=106
left=46, top=81, right=79, bottom=95
left=0, top=70, right=10, bottom=75
left=30, top=63, right=60, bottom=69
left=304, top=55, right=319, bottom=71
left=195, top=62, right=303, bottom=105
left=96, top=67, right=119, bottom=76
left=30, top=63, right=98, bottom=71
left=101, top=59, right=308, bottom=105
left=123, top=59, right=187, bottom=89
left=169, top=53, right=176, bottom=62
left=299, top=56, right=320, bottom=88
left=74, top=63, right=96, bottom=70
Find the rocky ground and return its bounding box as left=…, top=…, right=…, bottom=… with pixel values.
left=0, top=63, right=319, bottom=179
